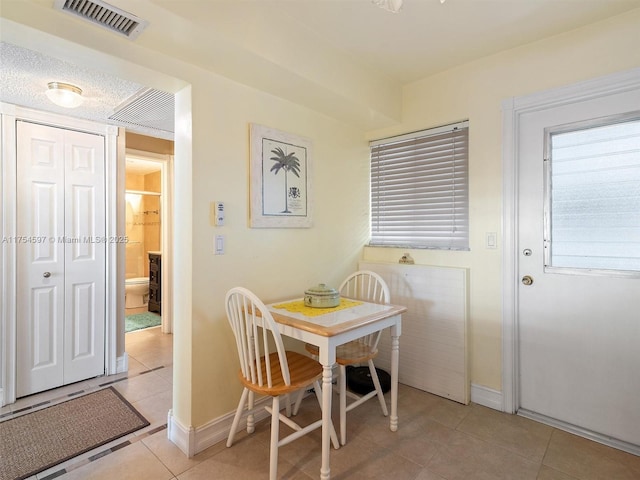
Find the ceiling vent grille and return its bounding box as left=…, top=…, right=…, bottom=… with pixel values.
left=53, top=0, right=148, bottom=39
left=109, top=88, right=175, bottom=135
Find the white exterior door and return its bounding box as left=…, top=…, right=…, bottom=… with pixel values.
left=517, top=88, right=640, bottom=448
left=16, top=121, right=106, bottom=397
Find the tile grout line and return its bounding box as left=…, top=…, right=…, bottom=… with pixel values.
left=39, top=424, right=168, bottom=480
left=0, top=365, right=166, bottom=422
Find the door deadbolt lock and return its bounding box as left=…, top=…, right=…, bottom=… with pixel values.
left=523, top=249, right=532, bottom=256
left=521, top=275, right=533, bottom=286
left=43, top=272, right=51, bottom=278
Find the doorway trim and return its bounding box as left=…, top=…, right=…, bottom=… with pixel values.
left=0, top=103, right=119, bottom=406
left=501, top=67, right=640, bottom=416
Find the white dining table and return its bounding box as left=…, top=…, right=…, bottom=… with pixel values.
left=266, top=298, right=406, bottom=480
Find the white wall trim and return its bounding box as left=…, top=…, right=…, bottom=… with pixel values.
left=161, top=154, right=174, bottom=334
left=168, top=397, right=272, bottom=457
left=1, top=104, right=118, bottom=136
left=501, top=94, right=518, bottom=414
left=104, top=127, right=119, bottom=376
left=116, top=353, right=129, bottom=374
left=501, top=67, right=640, bottom=416
left=470, top=384, right=503, bottom=412
left=195, top=397, right=272, bottom=454
left=0, top=109, right=18, bottom=406
left=518, top=409, right=640, bottom=457
left=171, top=84, right=193, bottom=446
left=167, top=409, right=195, bottom=457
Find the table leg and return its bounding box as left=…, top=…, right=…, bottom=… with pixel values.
left=390, top=333, right=400, bottom=432
left=321, top=364, right=332, bottom=479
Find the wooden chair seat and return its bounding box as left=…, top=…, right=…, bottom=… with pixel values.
left=240, top=351, right=322, bottom=396
left=305, top=341, right=377, bottom=365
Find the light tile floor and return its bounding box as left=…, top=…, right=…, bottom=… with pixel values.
left=3, top=327, right=639, bottom=480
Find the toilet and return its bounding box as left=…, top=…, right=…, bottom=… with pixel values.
left=125, top=277, right=150, bottom=309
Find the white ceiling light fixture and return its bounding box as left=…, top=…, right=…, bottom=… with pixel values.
left=45, top=82, right=84, bottom=108
left=373, top=0, right=404, bottom=13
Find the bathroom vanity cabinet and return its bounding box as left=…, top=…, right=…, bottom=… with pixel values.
left=148, top=252, right=161, bottom=314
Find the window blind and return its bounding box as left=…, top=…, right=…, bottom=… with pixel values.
left=546, top=114, right=640, bottom=273
left=370, top=121, right=469, bottom=250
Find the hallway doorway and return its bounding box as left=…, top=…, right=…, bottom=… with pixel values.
left=124, top=147, right=173, bottom=335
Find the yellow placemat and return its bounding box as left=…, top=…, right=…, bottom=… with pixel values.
left=273, top=298, right=363, bottom=317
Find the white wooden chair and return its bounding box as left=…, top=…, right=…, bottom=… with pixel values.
left=299, top=270, right=391, bottom=445
left=225, top=287, right=339, bottom=480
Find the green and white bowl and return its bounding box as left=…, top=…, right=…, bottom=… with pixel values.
left=304, top=284, right=340, bottom=308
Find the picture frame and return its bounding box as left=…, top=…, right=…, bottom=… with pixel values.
left=250, top=123, right=313, bottom=228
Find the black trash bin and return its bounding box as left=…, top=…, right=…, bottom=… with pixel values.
left=345, top=365, right=391, bottom=395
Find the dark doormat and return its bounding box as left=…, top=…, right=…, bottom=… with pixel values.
left=0, top=387, right=149, bottom=480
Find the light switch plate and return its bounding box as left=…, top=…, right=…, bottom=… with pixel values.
left=214, top=235, right=225, bottom=255
left=486, top=232, right=497, bottom=249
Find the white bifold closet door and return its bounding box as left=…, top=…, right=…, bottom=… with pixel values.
left=16, top=121, right=106, bottom=398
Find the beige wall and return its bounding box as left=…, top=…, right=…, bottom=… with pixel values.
left=124, top=171, right=162, bottom=278
left=364, top=9, right=640, bottom=391
left=186, top=74, right=370, bottom=425
left=124, top=173, right=144, bottom=279
left=143, top=171, right=161, bottom=271
left=125, top=172, right=144, bottom=191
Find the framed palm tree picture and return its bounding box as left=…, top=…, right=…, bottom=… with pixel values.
left=250, top=123, right=312, bottom=228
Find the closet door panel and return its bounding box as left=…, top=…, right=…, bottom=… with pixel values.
left=16, top=121, right=65, bottom=397
left=63, top=130, right=106, bottom=384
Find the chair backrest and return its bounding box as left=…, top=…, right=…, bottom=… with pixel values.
left=225, top=287, right=290, bottom=388
left=339, top=270, right=390, bottom=304
left=339, top=271, right=390, bottom=351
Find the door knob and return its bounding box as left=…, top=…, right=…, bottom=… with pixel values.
left=43, top=272, right=51, bottom=278
left=521, top=275, right=533, bottom=286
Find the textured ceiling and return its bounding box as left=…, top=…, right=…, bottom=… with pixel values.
left=0, top=41, right=174, bottom=140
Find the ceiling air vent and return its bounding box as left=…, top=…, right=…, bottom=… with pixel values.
left=109, top=88, right=175, bottom=136
left=53, top=0, right=148, bottom=40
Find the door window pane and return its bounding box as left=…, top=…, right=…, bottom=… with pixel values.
left=545, top=113, right=640, bottom=273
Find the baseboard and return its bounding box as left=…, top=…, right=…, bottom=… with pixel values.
left=167, top=396, right=272, bottom=457
left=518, top=409, right=640, bottom=457
left=193, top=396, right=272, bottom=454
left=116, top=353, right=128, bottom=374
left=167, top=409, right=196, bottom=457
left=470, top=383, right=503, bottom=411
